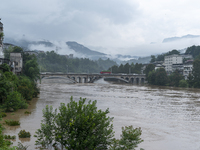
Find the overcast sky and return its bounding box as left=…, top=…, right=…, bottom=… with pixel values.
left=1, top=0, right=200, bottom=56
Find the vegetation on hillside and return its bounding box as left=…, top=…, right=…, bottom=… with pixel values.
left=150, top=49, right=180, bottom=63
left=37, top=51, right=117, bottom=73
left=108, top=63, right=143, bottom=74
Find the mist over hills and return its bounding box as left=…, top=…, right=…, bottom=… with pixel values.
left=4, top=34, right=200, bottom=64
left=162, top=34, right=200, bottom=43
left=4, top=37, right=138, bottom=63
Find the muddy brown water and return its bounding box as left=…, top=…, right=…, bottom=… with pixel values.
left=2, top=78, right=200, bottom=150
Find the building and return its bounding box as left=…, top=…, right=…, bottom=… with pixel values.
left=24, top=50, right=38, bottom=56
left=3, top=43, right=15, bottom=50
left=172, top=63, right=183, bottom=74
left=164, top=54, right=183, bottom=74
left=0, top=19, right=3, bottom=58
left=10, top=53, right=23, bottom=74
left=183, top=60, right=193, bottom=79
left=155, top=64, right=165, bottom=70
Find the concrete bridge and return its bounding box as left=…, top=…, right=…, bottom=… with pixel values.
left=40, top=73, right=146, bottom=84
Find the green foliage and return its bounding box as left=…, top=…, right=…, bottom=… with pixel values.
left=18, top=130, right=31, bottom=138
left=187, top=73, right=194, bottom=88
left=12, top=46, right=23, bottom=53
left=0, top=63, right=10, bottom=72
left=37, top=51, right=113, bottom=73
left=0, top=32, right=4, bottom=39
left=23, top=54, right=40, bottom=81
left=155, top=68, right=168, bottom=86
left=0, top=112, right=7, bottom=118
left=5, top=120, right=20, bottom=126
left=144, top=64, right=155, bottom=80
left=17, top=76, right=38, bottom=100
left=192, top=59, right=200, bottom=88
left=179, top=80, right=188, bottom=88
left=185, top=45, right=200, bottom=59
left=24, top=111, right=31, bottom=114
left=147, top=68, right=168, bottom=86
left=35, top=97, right=114, bottom=150
left=150, top=55, right=156, bottom=63
left=109, top=63, right=143, bottom=74
left=97, top=58, right=117, bottom=71
left=3, top=46, right=14, bottom=59
left=110, top=126, right=143, bottom=150
left=3, top=91, right=28, bottom=112
left=147, top=70, right=156, bottom=84
left=151, top=49, right=180, bottom=62
left=168, top=70, right=184, bottom=87
left=4, top=135, right=16, bottom=139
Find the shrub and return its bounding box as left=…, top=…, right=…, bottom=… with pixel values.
left=179, top=79, right=188, bottom=88
left=0, top=112, right=6, bottom=118
left=4, top=135, right=16, bottom=139
left=24, top=111, right=31, bottom=114
left=3, top=91, right=28, bottom=112
left=18, top=130, right=31, bottom=138
left=5, top=120, right=20, bottom=126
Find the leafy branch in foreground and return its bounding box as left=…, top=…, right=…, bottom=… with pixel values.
left=34, top=97, right=144, bottom=150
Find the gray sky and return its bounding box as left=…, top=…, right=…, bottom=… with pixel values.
left=1, top=0, right=200, bottom=56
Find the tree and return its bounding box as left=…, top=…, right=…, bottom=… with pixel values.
left=12, top=46, right=23, bottom=53
left=111, top=126, right=143, bottom=150
left=155, top=68, right=168, bottom=86
left=150, top=55, right=156, bottom=63
left=35, top=97, right=114, bottom=150
left=3, top=91, right=28, bottom=112
left=23, top=58, right=40, bottom=81
left=192, top=59, right=200, bottom=88
left=144, top=64, right=155, bottom=80
left=147, top=70, right=156, bottom=85
left=179, top=80, right=188, bottom=88
left=187, top=73, right=194, bottom=88
left=168, top=70, right=184, bottom=87
left=0, top=116, right=17, bottom=150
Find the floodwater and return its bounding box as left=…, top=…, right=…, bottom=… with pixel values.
left=2, top=78, right=200, bottom=150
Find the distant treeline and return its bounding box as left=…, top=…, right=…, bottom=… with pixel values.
left=37, top=51, right=117, bottom=73
left=108, top=63, right=143, bottom=74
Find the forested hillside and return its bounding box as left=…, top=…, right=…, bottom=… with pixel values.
left=37, top=51, right=117, bottom=73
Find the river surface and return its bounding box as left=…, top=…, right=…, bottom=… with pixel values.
left=2, top=79, right=200, bottom=150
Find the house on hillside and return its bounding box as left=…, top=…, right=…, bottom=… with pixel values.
left=183, top=60, right=193, bottom=79
left=164, top=54, right=183, bottom=74
left=10, top=53, right=23, bottom=74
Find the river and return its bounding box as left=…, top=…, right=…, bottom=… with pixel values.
left=2, top=78, right=200, bottom=150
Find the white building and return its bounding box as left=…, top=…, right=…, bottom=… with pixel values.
left=164, top=54, right=183, bottom=73
left=183, top=60, right=193, bottom=79
left=0, top=19, right=3, bottom=58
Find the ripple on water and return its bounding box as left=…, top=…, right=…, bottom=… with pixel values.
left=2, top=80, right=200, bottom=150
